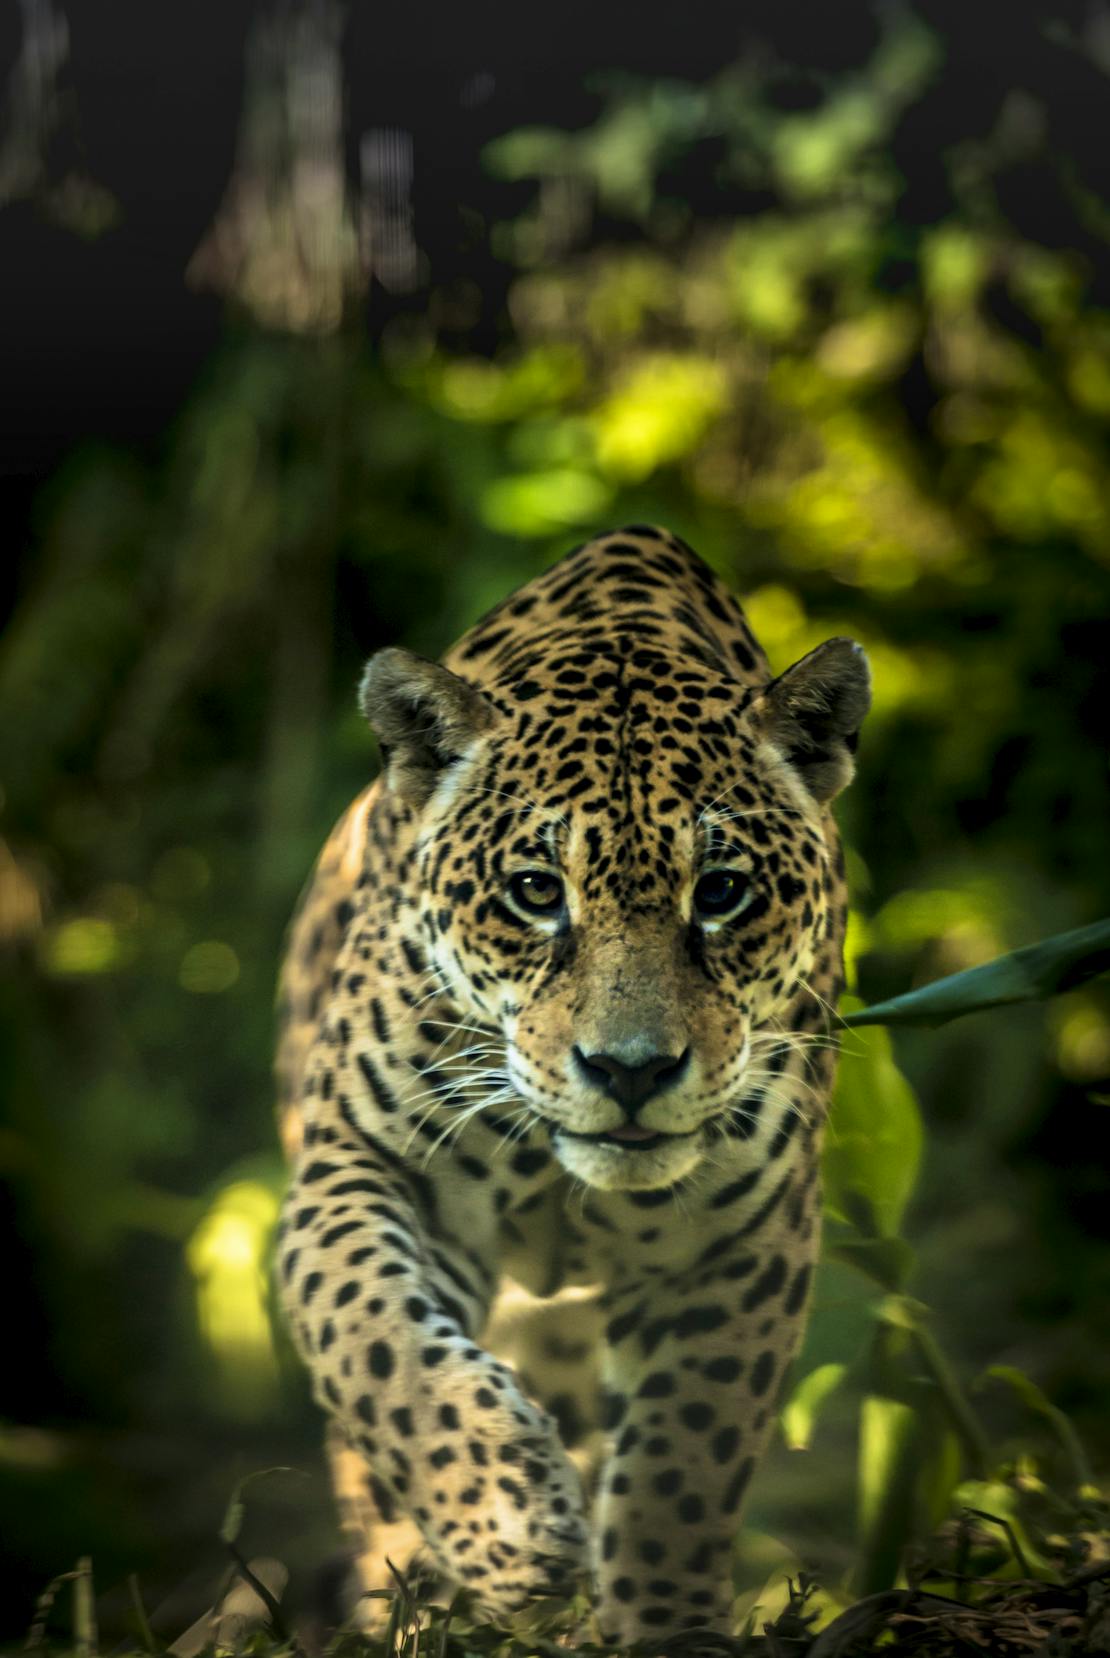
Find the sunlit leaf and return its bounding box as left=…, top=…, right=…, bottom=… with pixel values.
left=187, top=1180, right=281, bottom=1416
left=41, top=917, right=129, bottom=976
left=591, top=354, right=728, bottom=481
left=479, top=469, right=612, bottom=537
left=952, top=1479, right=1057, bottom=1579
left=855, top=1395, right=920, bottom=1594
left=843, top=919, right=1110, bottom=1029
left=824, top=1015, right=924, bottom=1236
left=781, top=1362, right=848, bottom=1450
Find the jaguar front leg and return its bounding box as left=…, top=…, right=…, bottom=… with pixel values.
left=592, top=1178, right=819, bottom=1643
left=278, top=1109, right=589, bottom=1618
left=324, top=1420, right=427, bottom=1624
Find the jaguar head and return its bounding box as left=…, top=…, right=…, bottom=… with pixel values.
left=361, top=634, right=869, bottom=1190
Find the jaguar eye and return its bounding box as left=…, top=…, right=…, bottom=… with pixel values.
left=693, top=870, right=750, bottom=920
left=507, top=871, right=565, bottom=916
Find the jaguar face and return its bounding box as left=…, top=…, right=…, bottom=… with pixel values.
left=494, top=800, right=830, bottom=1192
left=363, top=636, right=867, bottom=1192
left=452, top=786, right=831, bottom=1190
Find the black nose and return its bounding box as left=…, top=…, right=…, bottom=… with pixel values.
left=573, top=1046, right=690, bottom=1113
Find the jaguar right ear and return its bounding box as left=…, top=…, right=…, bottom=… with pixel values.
left=359, top=648, right=499, bottom=808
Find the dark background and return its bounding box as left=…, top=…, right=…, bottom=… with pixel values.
left=7, top=1, right=1108, bottom=518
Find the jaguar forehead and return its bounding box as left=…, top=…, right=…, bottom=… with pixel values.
left=477, top=655, right=763, bottom=814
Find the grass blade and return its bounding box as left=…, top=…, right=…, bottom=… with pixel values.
left=73, top=1558, right=98, bottom=1658
left=126, top=1576, right=158, bottom=1655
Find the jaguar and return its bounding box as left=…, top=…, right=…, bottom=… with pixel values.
left=275, top=525, right=870, bottom=1642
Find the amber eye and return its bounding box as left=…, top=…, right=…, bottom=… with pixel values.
left=507, top=871, right=565, bottom=916
left=693, top=870, right=750, bottom=920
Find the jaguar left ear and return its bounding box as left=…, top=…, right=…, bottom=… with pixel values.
left=359, top=648, right=499, bottom=807
left=756, top=637, right=871, bottom=803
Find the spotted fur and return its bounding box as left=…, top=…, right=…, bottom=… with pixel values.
left=275, top=527, right=870, bottom=1640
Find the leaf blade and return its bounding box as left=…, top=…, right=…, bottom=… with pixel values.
left=842, top=919, right=1110, bottom=1030
left=782, top=1362, right=849, bottom=1450
left=824, top=1018, right=924, bottom=1238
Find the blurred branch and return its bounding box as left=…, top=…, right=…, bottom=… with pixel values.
left=0, top=0, right=118, bottom=234
left=187, top=0, right=362, bottom=333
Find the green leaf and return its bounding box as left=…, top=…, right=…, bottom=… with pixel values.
left=824, top=1016, right=924, bottom=1237
left=854, top=1395, right=920, bottom=1594
left=919, top=1429, right=963, bottom=1528
left=824, top=1234, right=916, bottom=1291
left=781, top=1362, right=849, bottom=1449
left=952, top=1479, right=1057, bottom=1578
left=843, top=918, right=1110, bottom=1029
left=482, top=127, right=576, bottom=180
left=981, top=1365, right=1094, bottom=1489
left=874, top=1292, right=928, bottom=1333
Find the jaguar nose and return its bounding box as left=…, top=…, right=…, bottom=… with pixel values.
left=573, top=1045, right=690, bottom=1113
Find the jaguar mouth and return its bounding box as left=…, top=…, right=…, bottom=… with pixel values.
left=559, top=1124, right=692, bottom=1152
left=549, top=1119, right=706, bottom=1192
left=601, top=1123, right=665, bottom=1148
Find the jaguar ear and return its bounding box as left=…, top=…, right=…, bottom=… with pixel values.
left=756, top=637, right=871, bottom=803
left=359, top=648, right=498, bottom=807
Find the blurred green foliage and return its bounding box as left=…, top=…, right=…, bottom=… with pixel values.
left=2, top=5, right=1110, bottom=1641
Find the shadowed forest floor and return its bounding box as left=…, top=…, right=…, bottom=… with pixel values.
left=20, top=1552, right=1110, bottom=1658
